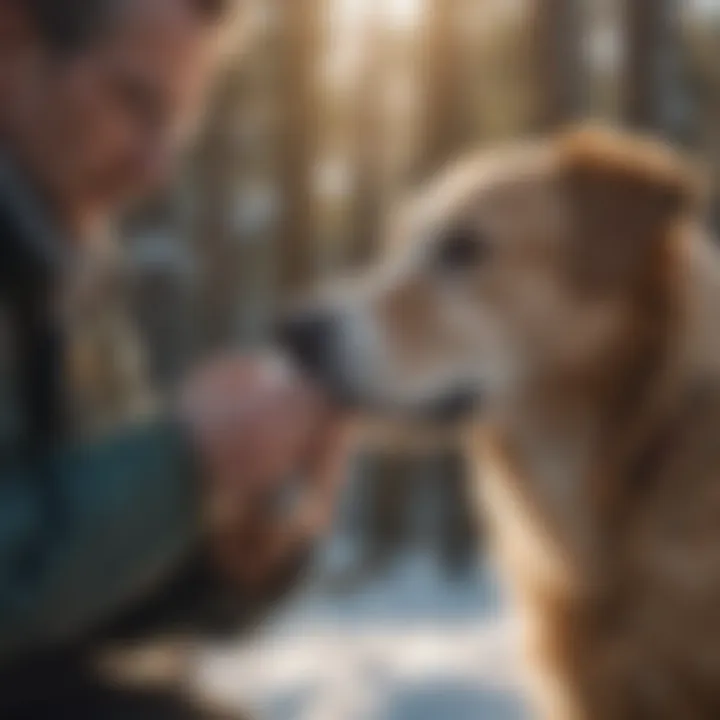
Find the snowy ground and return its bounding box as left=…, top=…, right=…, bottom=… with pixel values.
left=192, top=460, right=528, bottom=720
left=194, top=550, right=528, bottom=720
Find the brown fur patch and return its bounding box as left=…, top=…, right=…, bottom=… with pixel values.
left=556, top=126, right=700, bottom=296
left=558, top=125, right=703, bottom=216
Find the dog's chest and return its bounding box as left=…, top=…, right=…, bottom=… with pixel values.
left=473, top=428, right=596, bottom=595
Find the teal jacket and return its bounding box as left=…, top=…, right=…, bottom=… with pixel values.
left=0, top=422, right=200, bottom=661
left=0, top=155, right=201, bottom=662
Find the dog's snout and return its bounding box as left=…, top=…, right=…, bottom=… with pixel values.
left=276, top=311, right=336, bottom=377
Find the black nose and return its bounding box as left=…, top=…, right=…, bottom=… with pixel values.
left=276, top=311, right=335, bottom=377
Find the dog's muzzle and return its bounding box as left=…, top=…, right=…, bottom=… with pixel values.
left=277, top=310, right=482, bottom=424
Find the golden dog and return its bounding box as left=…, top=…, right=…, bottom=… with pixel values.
left=281, top=126, right=720, bottom=719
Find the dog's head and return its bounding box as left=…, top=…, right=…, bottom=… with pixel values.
left=280, top=127, right=700, bottom=426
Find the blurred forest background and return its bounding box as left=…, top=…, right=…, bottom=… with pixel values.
left=124, top=0, right=720, bottom=578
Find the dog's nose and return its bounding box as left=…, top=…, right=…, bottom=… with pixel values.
left=276, top=311, right=335, bottom=377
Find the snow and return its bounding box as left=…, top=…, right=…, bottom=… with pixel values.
left=194, top=551, right=528, bottom=720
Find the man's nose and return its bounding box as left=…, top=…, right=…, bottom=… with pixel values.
left=276, top=311, right=336, bottom=377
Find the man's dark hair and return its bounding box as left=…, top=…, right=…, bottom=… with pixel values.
left=25, top=0, right=231, bottom=52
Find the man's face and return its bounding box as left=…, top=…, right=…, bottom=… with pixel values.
left=1, top=0, right=221, bottom=230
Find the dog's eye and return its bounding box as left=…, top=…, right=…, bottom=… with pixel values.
left=435, top=228, right=488, bottom=271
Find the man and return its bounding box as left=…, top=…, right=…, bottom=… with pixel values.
left=0, top=0, right=344, bottom=711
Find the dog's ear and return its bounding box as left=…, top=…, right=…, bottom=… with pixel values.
left=558, top=126, right=703, bottom=287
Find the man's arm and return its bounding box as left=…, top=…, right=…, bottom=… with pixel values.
left=0, top=358, right=345, bottom=663
left=0, top=419, right=200, bottom=661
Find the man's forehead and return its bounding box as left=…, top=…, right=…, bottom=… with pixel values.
left=96, top=0, right=221, bottom=89
left=65, top=0, right=228, bottom=52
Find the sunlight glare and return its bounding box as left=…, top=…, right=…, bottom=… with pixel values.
left=332, top=0, right=423, bottom=33
left=383, top=0, right=424, bottom=30
left=332, top=0, right=369, bottom=30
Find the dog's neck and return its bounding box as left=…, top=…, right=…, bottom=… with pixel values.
left=478, top=227, right=720, bottom=598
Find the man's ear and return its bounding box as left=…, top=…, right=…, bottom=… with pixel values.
left=557, top=125, right=704, bottom=286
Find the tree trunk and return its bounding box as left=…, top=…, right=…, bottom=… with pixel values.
left=347, top=8, right=384, bottom=265
left=531, top=0, right=587, bottom=130
left=277, top=0, right=322, bottom=295
left=193, top=71, right=244, bottom=350
left=621, top=0, right=686, bottom=139
left=416, top=0, right=464, bottom=178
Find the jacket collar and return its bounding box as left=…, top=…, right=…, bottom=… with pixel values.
left=0, top=151, right=72, bottom=285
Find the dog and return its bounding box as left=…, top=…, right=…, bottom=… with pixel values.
left=279, top=125, right=720, bottom=719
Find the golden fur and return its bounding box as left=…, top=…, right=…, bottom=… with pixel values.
left=308, top=126, right=720, bottom=718
left=474, top=130, right=718, bottom=720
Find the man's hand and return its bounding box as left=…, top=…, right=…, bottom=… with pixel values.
left=179, top=355, right=348, bottom=597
